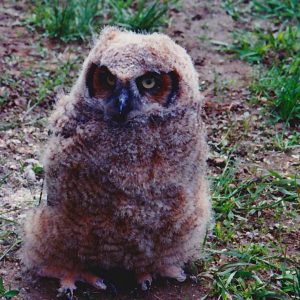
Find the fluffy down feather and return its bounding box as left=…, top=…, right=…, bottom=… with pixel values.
left=21, top=27, right=211, bottom=291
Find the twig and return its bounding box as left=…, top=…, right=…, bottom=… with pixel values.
left=0, top=239, right=21, bottom=261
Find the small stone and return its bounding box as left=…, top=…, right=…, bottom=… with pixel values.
left=24, top=165, right=36, bottom=182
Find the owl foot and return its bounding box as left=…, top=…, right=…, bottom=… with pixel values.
left=137, top=273, right=152, bottom=291
left=57, top=276, right=77, bottom=299
left=38, top=266, right=106, bottom=295
left=79, top=272, right=107, bottom=290
left=159, top=265, right=186, bottom=282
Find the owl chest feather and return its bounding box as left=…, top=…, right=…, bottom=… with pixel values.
left=46, top=106, right=206, bottom=221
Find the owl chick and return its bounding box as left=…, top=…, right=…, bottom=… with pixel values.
left=21, top=27, right=211, bottom=295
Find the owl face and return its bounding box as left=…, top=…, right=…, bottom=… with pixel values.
left=86, top=63, right=179, bottom=122
left=72, top=27, right=201, bottom=124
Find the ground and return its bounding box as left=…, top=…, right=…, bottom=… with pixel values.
left=0, top=1, right=299, bottom=300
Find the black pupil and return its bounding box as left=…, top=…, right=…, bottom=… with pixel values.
left=144, top=77, right=156, bottom=88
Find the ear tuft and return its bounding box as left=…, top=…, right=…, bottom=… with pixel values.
left=99, top=26, right=122, bottom=43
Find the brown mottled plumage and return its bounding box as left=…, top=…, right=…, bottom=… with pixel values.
left=21, top=27, right=212, bottom=294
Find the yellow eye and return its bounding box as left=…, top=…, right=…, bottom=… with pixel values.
left=106, top=74, right=116, bottom=86
left=141, top=77, right=156, bottom=89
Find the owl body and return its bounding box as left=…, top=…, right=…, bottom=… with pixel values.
left=22, top=28, right=211, bottom=291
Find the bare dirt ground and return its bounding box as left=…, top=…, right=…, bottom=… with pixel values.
left=0, top=0, right=299, bottom=299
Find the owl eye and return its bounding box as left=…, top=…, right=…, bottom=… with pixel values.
left=141, top=77, right=156, bottom=89
left=87, top=64, right=117, bottom=98
left=106, top=74, right=116, bottom=86
left=136, top=71, right=178, bottom=106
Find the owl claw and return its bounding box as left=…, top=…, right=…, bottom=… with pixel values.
left=159, top=266, right=186, bottom=282
left=177, top=269, right=187, bottom=282
left=94, top=278, right=107, bottom=290
left=137, top=273, right=152, bottom=291
left=57, top=283, right=76, bottom=299
left=141, top=279, right=152, bottom=291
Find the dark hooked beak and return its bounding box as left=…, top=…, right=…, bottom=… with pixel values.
left=118, top=88, right=129, bottom=114
left=110, top=87, right=132, bottom=123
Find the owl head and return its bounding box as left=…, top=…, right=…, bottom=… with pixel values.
left=70, top=27, right=201, bottom=123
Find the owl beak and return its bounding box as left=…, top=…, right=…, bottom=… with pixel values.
left=109, top=87, right=132, bottom=123
left=118, top=88, right=129, bottom=114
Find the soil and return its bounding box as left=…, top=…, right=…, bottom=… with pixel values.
left=0, top=1, right=299, bottom=300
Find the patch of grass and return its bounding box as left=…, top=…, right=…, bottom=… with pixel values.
left=0, top=47, right=79, bottom=117
left=0, top=73, right=17, bottom=91
left=0, top=212, right=21, bottom=285
left=222, top=0, right=300, bottom=123
left=251, top=55, right=300, bottom=122
left=0, top=277, right=18, bottom=299
left=32, top=164, right=44, bottom=176
left=0, top=174, right=12, bottom=186
left=0, top=87, right=10, bottom=107
left=28, top=0, right=102, bottom=42
left=205, top=157, right=299, bottom=300
left=0, top=198, right=21, bottom=268
left=253, top=0, right=300, bottom=25
left=229, top=26, right=300, bottom=64
left=202, top=247, right=300, bottom=299
left=227, top=25, right=300, bottom=122
left=106, top=0, right=178, bottom=32
left=222, top=0, right=244, bottom=20
left=294, top=269, right=300, bottom=299
left=23, top=56, right=80, bottom=112
left=211, top=154, right=300, bottom=242
left=0, top=122, right=20, bottom=132
left=223, top=0, right=300, bottom=25
left=28, top=0, right=178, bottom=41
left=271, top=131, right=300, bottom=152
left=0, top=55, right=79, bottom=112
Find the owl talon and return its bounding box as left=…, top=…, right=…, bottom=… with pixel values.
left=57, top=284, right=76, bottom=299
left=78, top=272, right=107, bottom=290
left=177, top=270, right=187, bottom=282
left=94, top=278, right=107, bottom=290
left=140, top=279, right=152, bottom=291
left=137, top=273, right=152, bottom=291
left=159, top=266, right=186, bottom=282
